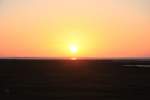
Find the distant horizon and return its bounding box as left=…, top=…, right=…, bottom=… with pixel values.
left=0, top=56, right=150, bottom=60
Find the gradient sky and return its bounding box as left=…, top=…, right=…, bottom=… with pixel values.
left=0, top=0, right=150, bottom=58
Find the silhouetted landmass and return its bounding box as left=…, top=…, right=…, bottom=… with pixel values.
left=0, top=59, right=150, bottom=100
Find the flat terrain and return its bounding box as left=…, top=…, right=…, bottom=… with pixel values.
left=0, top=59, right=150, bottom=100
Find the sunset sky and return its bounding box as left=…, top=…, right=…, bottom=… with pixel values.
left=0, top=0, right=150, bottom=58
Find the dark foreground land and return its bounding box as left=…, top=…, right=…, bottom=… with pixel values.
left=0, top=59, right=150, bottom=100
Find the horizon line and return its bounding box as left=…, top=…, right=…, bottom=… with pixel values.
left=0, top=57, right=150, bottom=60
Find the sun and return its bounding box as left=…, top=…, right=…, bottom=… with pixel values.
left=69, top=44, right=78, bottom=54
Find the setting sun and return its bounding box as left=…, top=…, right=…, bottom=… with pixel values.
left=69, top=44, right=78, bottom=54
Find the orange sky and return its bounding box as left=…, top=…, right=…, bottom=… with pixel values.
left=0, top=0, right=150, bottom=58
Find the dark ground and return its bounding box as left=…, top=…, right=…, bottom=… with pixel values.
left=0, top=59, right=150, bottom=100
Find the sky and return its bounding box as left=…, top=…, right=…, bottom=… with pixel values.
left=0, top=0, right=150, bottom=58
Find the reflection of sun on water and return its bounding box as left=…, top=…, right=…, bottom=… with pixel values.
left=71, top=57, right=77, bottom=60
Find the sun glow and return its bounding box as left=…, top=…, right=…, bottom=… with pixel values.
left=69, top=44, right=78, bottom=54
